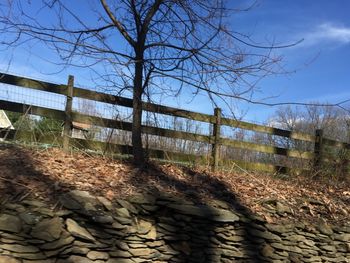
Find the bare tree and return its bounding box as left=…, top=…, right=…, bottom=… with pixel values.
left=0, top=0, right=292, bottom=165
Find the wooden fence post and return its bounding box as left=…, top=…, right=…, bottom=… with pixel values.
left=63, top=75, right=74, bottom=152
left=313, top=129, right=323, bottom=171
left=211, top=107, right=221, bottom=172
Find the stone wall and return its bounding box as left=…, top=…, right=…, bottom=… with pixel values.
left=0, top=190, right=349, bottom=263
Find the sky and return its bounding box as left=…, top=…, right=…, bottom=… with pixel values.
left=0, top=0, right=350, bottom=125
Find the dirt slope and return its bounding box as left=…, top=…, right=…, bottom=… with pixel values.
left=0, top=143, right=349, bottom=225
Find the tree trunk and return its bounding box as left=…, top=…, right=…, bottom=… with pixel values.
left=132, top=54, right=144, bottom=166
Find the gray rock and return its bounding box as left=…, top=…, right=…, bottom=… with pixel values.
left=22, top=200, right=46, bottom=207
left=0, top=214, right=22, bottom=233
left=167, top=204, right=239, bottom=222
left=129, top=248, right=152, bottom=257
left=1, top=251, right=46, bottom=260
left=117, top=199, right=138, bottom=214
left=59, top=195, right=82, bottom=210
left=320, top=245, right=336, bottom=253
left=318, top=221, right=334, bottom=236
left=270, top=243, right=302, bottom=254
left=58, top=255, right=94, bottom=263
left=261, top=244, right=275, bottom=258
left=276, top=202, right=293, bottom=215
left=109, top=250, right=132, bottom=258
left=71, top=246, right=90, bottom=255
left=286, top=234, right=306, bottom=242
left=97, top=196, right=113, bottom=211
left=87, top=251, right=109, bottom=260
left=0, top=243, right=39, bottom=253
left=19, top=212, right=41, bottom=225
left=92, top=215, right=114, bottom=224
left=0, top=255, right=21, bottom=263
left=40, top=235, right=74, bottom=250
left=66, top=219, right=95, bottom=242
left=266, top=224, right=294, bottom=234
left=128, top=193, right=156, bottom=205
left=110, top=221, right=127, bottom=230
left=23, top=260, right=56, bottom=263
left=137, top=219, right=153, bottom=234
left=107, top=259, right=135, bottom=263
left=248, top=229, right=281, bottom=241
left=334, top=233, right=350, bottom=242
left=114, top=216, right=132, bottom=225
left=3, top=203, right=25, bottom=213
left=31, top=217, right=63, bottom=241
left=116, top=208, right=130, bottom=218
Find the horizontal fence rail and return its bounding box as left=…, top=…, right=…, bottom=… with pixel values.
left=1, top=72, right=349, bottom=174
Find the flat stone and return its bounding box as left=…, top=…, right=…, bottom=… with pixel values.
left=115, top=217, right=132, bottom=225
left=318, top=222, right=333, bottom=236
left=217, top=233, right=244, bottom=242
left=129, top=248, right=152, bottom=257
left=116, top=208, right=130, bottom=218
left=141, top=205, right=159, bottom=212
left=139, top=225, right=157, bottom=240
left=271, top=243, right=302, bottom=254
left=3, top=203, right=25, bottom=212
left=0, top=243, right=39, bottom=253
left=266, top=224, right=294, bottom=234
left=22, top=200, right=46, bottom=207
left=34, top=207, right=54, bottom=217
left=115, top=241, right=129, bottom=251
left=110, top=221, right=127, bottom=230
left=286, top=234, right=306, bottom=242
left=276, top=202, right=293, bottom=215
left=0, top=256, right=21, bottom=263
left=40, top=235, right=74, bottom=250
left=128, top=193, right=157, bottom=205
left=1, top=251, right=46, bottom=260
left=23, top=260, right=56, bottom=263
left=221, top=249, right=245, bottom=258
left=261, top=244, right=275, bottom=258
left=19, top=212, right=41, bottom=225
left=109, top=250, right=132, bottom=258
left=0, top=214, right=22, bottom=233
left=117, top=199, right=138, bottom=214
left=87, top=251, right=109, bottom=260
left=31, top=217, right=63, bottom=241
left=59, top=195, right=82, bottom=210
left=66, top=219, right=95, bottom=242
left=170, top=241, right=191, bottom=256
left=146, top=240, right=164, bottom=248
left=107, top=259, right=134, bottom=263
left=137, top=219, right=153, bottom=234
left=248, top=229, right=281, bottom=241
left=71, top=246, right=90, bottom=255
left=92, top=215, right=114, bottom=224
left=334, top=233, right=350, bottom=242
left=97, top=196, right=113, bottom=210
left=320, top=245, right=336, bottom=252
left=167, top=204, right=239, bottom=222
left=58, top=255, right=94, bottom=263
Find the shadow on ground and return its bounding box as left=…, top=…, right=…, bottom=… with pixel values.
left=0, top=143, right=272, bottom=262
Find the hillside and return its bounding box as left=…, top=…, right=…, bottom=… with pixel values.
left=0, top=143, right=349, bottom=225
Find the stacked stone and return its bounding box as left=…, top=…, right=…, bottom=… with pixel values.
left=0, top=190, right=349, bottom=263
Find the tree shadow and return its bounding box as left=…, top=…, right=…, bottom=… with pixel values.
left=125, top=162, right=272, bottom=262
left=0, top=143, right=272, bottom=262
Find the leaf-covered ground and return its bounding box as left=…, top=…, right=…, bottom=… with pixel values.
left=0, top=143, right=349, bottom=224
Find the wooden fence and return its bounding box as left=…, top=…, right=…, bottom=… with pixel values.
left=0, top=72, right=349, bottom=174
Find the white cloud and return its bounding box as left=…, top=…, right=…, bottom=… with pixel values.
left=302, top=23, right=350, bottom=47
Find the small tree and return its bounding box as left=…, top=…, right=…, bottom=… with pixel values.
left=0, top=0, right=292, bottom=165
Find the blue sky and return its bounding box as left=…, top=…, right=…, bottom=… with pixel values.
left=230, top=0, right=350, bottom=122
left=1, top=0, right=350, bottom=124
